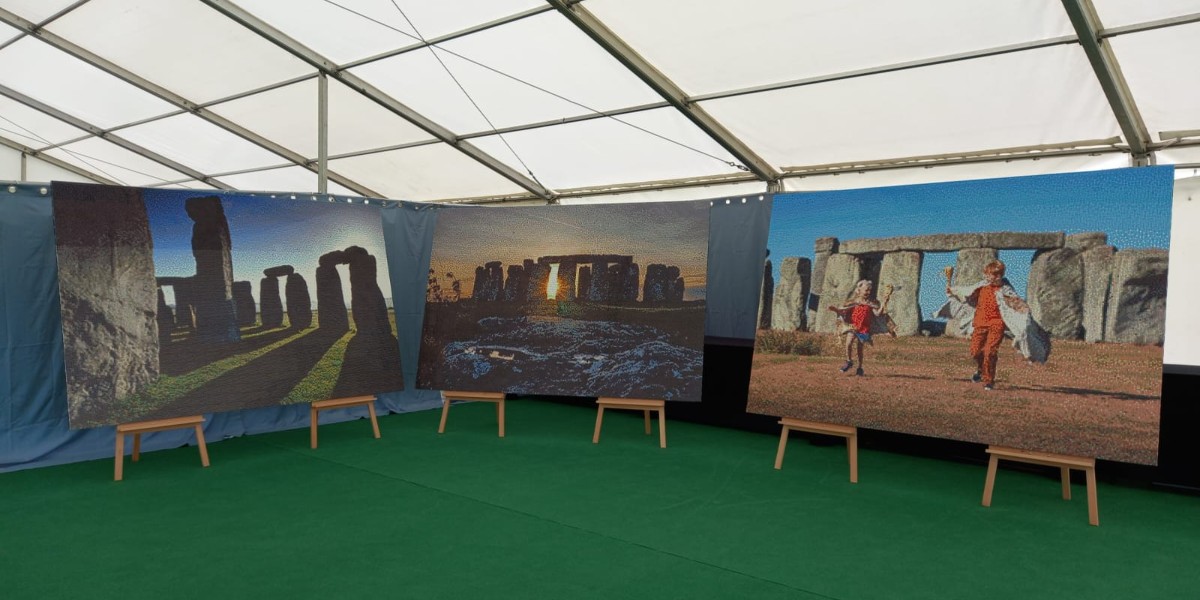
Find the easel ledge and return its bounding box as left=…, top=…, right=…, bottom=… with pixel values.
left=983, top=445, right=1099, bottom=526
left=775, top=417, right=858, bottom=483
left=114, top=415, right=209, bottom=481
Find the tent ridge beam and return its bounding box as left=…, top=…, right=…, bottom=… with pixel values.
left=547, top=0, right=780, bottom=183
left=1060, top=0, right=1151, bottom=160
left=0, top=134, right=117, bottom=185
left=1100, top=11, right=1200, bottom=38
left=200, top=0, right=553, bottom=201
left=689, top=35, right=1079, bottom=103
left=0, top=82, right=228, bottom=189
left=340, top=5, right=555, bottom=71
left=34, top=74, right=321, bottom=153
left=0, top=6, right=380, bottom=197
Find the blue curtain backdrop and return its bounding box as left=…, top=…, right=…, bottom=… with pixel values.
left=0, top=184, right=769, bottom=471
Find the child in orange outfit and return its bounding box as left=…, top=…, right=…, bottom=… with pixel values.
left=963, top=261, right=1007, bottom=390
left=937, top=259, right=1050, bottom=390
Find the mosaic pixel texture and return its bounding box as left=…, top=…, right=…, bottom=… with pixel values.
left=749, top=167, right=1173, bottom=464
left=54, top=183, right=403, bottom=428
left=419, top=202, right=709, bottom=401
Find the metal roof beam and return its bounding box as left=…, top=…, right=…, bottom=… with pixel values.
left=1060, top=0, right=1152, bottom=161
left=201, top=0, right=554, bottom=201
left=0, top=6, right=380, bottom=197
left=0, top=83, right=232, bottom=189
left=547, top=0, right=779, bottom=183
left=0, top=134, right=116, bottom=184
left=340, top=5, right=555, bottom=71
left=689, top=36, right=1079, bottom=103
left=1100, top=12, right=1200, bottom=38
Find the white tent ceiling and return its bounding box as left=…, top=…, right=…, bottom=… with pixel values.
left=0, top=0, right=1198, bottom=203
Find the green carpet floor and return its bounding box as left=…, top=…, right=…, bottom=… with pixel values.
left=2, top=399, right=1197, bottom=599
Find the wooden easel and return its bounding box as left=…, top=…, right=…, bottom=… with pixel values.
left=310, top=395, right=380, bottom=449
left=982, top=445, right=1098, bottom=526
left=593, top=398, right=666, bottom=448
left=774, top=417, right=858, bottom=483
left=114, top=415, right=209, bottom=481
left=439, top=391, right=506, bottom=437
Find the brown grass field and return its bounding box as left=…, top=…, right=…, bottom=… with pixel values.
left=749, top=332, right=1162, bottom=464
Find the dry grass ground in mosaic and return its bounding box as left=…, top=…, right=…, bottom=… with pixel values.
left=749, top=332, right=1162, bottom=464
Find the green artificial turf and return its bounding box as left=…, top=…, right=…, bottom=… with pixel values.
left=2, top=400, right=1197, bottom=599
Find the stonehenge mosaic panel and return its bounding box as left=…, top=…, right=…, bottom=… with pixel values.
left=53, top=183, right=403, bottom=428
left=419, top=202, right=709, bottom=401
left=749, top=167, right=1173, bottom=464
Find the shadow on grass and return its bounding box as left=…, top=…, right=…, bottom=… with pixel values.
left=159, top=325, right=297, bottom=376
left=331, top=332, right=404, bottom=398
left=1002, top=384, right=1160, bottom=402
left=142, top=329, right=345, bottom=418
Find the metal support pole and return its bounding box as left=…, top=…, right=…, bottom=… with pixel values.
left=19, top=151, right=27, bottom=180
left=317, top=72, right=328, bottom=194
left=1060, top=0, right=1152, bottom=164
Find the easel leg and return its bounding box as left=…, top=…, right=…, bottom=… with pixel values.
left=774, top=427, right=789, bottom=470
left=658, top=410, right=666, bottom=449
left=132, top=433, right=141, bottom=462
left=194, top=424, right=210, bottom=468
left=848, top=433, right=858, bottom=484
left=1086, top=467, right=1099, bottom=526
left=593, top=407, right=605, bottom=444
left=368, top=402, right=381, bottom=439
left=644, top=410, right=651, bottom=435
left=982, top=455, right=999, bottom=507
left=310, top=406, right=319, bottom=449
left=114, top=433, right=125, bottom=482
left=1060, top=467, right=1072, bottom=500
left=497, top=399, right=505, bottom=438
left=438, top=398, right=451, bottom=434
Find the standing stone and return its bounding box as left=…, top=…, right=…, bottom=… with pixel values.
left=186, top=196, right=239, bottom=343
left=345, top=246, right=392, bottom=337
left=172, top=279, right=196, bottom=330
left=232, top=281, right=256, bottom=326
left=813, top=253, right=863, bottom=334
left=489, top=262, right=505, bottom=302
left=157, top=288, right=174, bottom=343
left=285, top=273, right=313, bottom=329
left=648, top=264, right=667, bottom=302
left=771, top=257, right=811, bottom=331
left=527, top=262, right=550, bottom=301
left=1066, top=232, right=1108, bottom=253
left=260, top=276, right=283, bottom=328
left=478, top=262, right=500, bottom=301
left=808, top=237, right=838, bottom=327
left=472, top=266, right=485, bottom=300
left=587, top=260, right=608, bottom=301
left=643, top=264, right=668, bottom=303
left=952, top=248, right=999, bottom=287
left=1028, top=247, right=1084, bottom=339
left=52, top=183, right=158, bottom=425
left=878, top=251, right=922, bottom=336
left=1105, top=248, right=1169, bottom=345
left=945, top=248, right=998, bottom=338
left=622, top=263, right=640, bottom=302
left=758, top=258, right=773, bottom=329
left=664, top=266, right=683, bottom=303
left=607, top=264, right=625, bottom=302
left=577, top=266, right=592, bottom=302
left=505, top=265, right=526, bottom=302
left=317, top=251, right=349, bottom=332
left=1080, top=245, right=1115, bottom=342
left=556, top=262, right=577, bottom=301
